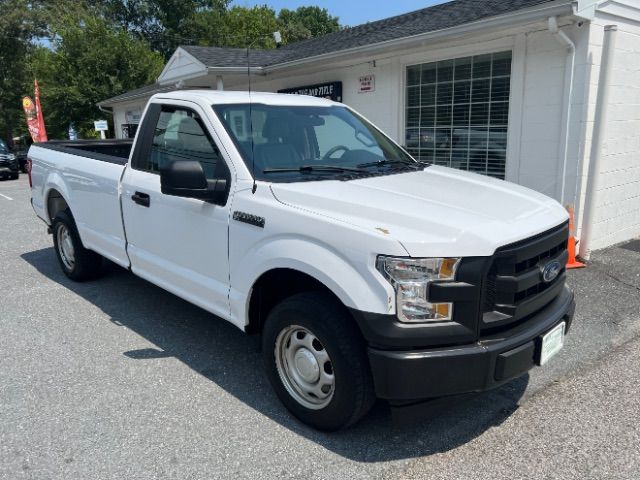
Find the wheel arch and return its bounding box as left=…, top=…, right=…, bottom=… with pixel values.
left=246, top=268, right=351, bottom=335
left=43, top=175, right=73, bottom=224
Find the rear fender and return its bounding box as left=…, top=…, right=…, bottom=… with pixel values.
left=44, top=173, right=73, bottom=225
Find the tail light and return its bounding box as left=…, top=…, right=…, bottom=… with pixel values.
left=27, top=157, right=33, bottom=188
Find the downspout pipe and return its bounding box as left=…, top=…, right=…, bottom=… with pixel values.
left=579, top=25, right=618, bottom=260
left=548, top=16, right=575, bottom=206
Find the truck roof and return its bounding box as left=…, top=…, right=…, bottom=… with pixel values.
left=151, top=89, right=339, bottom=107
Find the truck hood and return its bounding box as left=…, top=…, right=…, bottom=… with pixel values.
left=270, top=166, right=568, bottom=257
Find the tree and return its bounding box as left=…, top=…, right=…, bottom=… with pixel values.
left=95, top=0, right=230, bottom=58
left=277, top=6, right=341, bottom=44
left=182, top=4, right=341, bottom=50
left=31, top=12, right=164, bottom=138
left=0, top=0, right=47, bottom=144
left=0, top=1, right=342, bottom=143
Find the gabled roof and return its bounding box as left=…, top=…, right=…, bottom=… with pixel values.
left=180, top=46, right=286, bottom=68
left=182, top=0, right=568, bottom=69
left=98, top=83, right=172, bottom=106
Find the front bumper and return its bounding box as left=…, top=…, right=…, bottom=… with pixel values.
left=367, top=286, right=575, bottom=402
left=0, top=164, right=19, bottom=176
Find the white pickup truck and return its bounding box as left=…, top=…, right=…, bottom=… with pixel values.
left=29, top=90, right=575, bottom=430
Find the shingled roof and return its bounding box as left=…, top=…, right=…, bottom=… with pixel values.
left=182, top=0, right=565, bottom=68
left=100, top=0, right=572, bottom=106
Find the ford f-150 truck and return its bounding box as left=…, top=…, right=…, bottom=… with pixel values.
left=29, top=90, right=575, bottom=430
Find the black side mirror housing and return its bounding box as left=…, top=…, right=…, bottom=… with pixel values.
left=160, top=160, right=228, bottom=205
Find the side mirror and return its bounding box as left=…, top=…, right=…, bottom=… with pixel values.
left=160, top=160, right=228, bottom=205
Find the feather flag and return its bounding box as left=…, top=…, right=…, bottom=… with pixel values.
left=34, top=79, right=48, bottom=142
left=22, top=80, right=48, bottom=142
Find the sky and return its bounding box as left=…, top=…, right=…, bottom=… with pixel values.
left=235, top=0, right=448, bottom=26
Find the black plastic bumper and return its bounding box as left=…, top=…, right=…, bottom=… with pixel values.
left=366, top=286, right=575, bottom=402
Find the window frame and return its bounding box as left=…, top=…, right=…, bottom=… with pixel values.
left=131, top=102, right=227, bottom=180
left=398, top=39, right=520, bottom=180
left=403, top=50, right=513, bottom=179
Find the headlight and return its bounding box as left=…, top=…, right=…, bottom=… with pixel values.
left=376, top=256, right=460, bottom=323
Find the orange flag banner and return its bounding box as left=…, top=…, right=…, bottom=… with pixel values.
left=34, top=79, right=48, bottom=142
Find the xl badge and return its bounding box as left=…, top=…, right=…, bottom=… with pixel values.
left=541, top=260, right=562, bottom=283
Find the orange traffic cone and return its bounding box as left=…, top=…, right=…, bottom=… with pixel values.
left=565, top=205, right=585, bottom=269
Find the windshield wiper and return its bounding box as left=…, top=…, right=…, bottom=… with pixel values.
left=356, top=159, right=420, bottom=169
left=263, top=165, right=368, bottom=174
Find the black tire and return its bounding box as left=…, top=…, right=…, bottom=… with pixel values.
left=52, top=209, right=103, bottom=281
left=262, top=292, right=375, bottom=431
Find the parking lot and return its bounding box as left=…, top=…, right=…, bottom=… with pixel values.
left=1, top=175, right=639, bottom=479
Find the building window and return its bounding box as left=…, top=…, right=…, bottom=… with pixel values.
left=405, top=51, right=512, bottom=179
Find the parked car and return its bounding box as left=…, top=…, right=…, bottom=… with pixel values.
left=28, top=91, right=574, bottom=430
left=0, top=141, right=19, bottom=179
left=13, top=148, right=29, bottom=173
left=10, top=136, right=32, bottom=173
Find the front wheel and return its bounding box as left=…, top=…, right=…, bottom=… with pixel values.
left=262, top=292, right=375, bottom=430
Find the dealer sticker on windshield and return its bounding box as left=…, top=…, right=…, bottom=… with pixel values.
left=539, top=322, right=566, bottom=366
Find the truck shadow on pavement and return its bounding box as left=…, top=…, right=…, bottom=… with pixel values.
left=22, top=248, right=528, bottom=463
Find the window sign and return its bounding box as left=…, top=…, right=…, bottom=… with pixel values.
left=278, top=82, right=342, bottom=102
left=126, top=109, right=142, bottom=124
left=359, top=75, right=375, bottom=93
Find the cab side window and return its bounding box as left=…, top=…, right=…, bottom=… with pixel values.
left=146, top=107, right=222, bottom=180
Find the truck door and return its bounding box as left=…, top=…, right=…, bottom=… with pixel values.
left=120, top=101, right=232, bottom=319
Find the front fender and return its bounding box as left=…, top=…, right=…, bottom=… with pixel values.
left=229, top=236, right=396, bottom=328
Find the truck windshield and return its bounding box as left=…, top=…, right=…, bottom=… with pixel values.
left=212, top=103, right=419, bottom=182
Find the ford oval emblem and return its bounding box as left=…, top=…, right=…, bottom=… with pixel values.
left=541, top=260, right=562, bottom=283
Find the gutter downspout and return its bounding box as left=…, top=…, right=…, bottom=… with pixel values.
left=98, top=105, right=113, bottom=116
left=579, top=25, right=618, bottom=260
left=548, top=16, right=575, bottom=205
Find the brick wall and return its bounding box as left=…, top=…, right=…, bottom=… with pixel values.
left=581, top=17, right=640, bottom=250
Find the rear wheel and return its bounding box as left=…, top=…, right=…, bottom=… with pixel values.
left=52, top=210, right=103, bottom=281
left=262, top=292, right=375, bottom=430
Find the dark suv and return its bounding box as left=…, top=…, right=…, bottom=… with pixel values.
left=0, top=141, right=19, bottom=180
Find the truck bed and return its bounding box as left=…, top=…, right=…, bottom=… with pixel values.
left=34, top=139, right=133, bottom=165
left=29, top=139, right=132, bottom=268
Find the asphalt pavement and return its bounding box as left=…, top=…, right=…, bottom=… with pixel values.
left=1, top=175, right=639, bottom=479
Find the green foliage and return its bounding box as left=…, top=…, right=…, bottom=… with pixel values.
left=96, top=0, right=230, bottom=57
left=183, top=4, right=341, bottom=49
left=0, top=0, right=46, bottom=142
left=0, top=1, right=341, bottom=142
left=277, top=6, right=340, bottom=44
left=211, top=5, right=280, bottom=49
left=31, top=12, right=164, bottom=138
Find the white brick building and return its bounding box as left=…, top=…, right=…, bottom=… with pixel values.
left=99, top=0, right=640, bottom=256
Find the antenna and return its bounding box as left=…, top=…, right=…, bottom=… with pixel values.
left=247, top=31, right=282, bottom=195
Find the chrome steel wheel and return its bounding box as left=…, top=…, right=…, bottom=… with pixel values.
left=56, top=224, right=75, bottom=270
left=275, top=325, right=335, bottom=410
